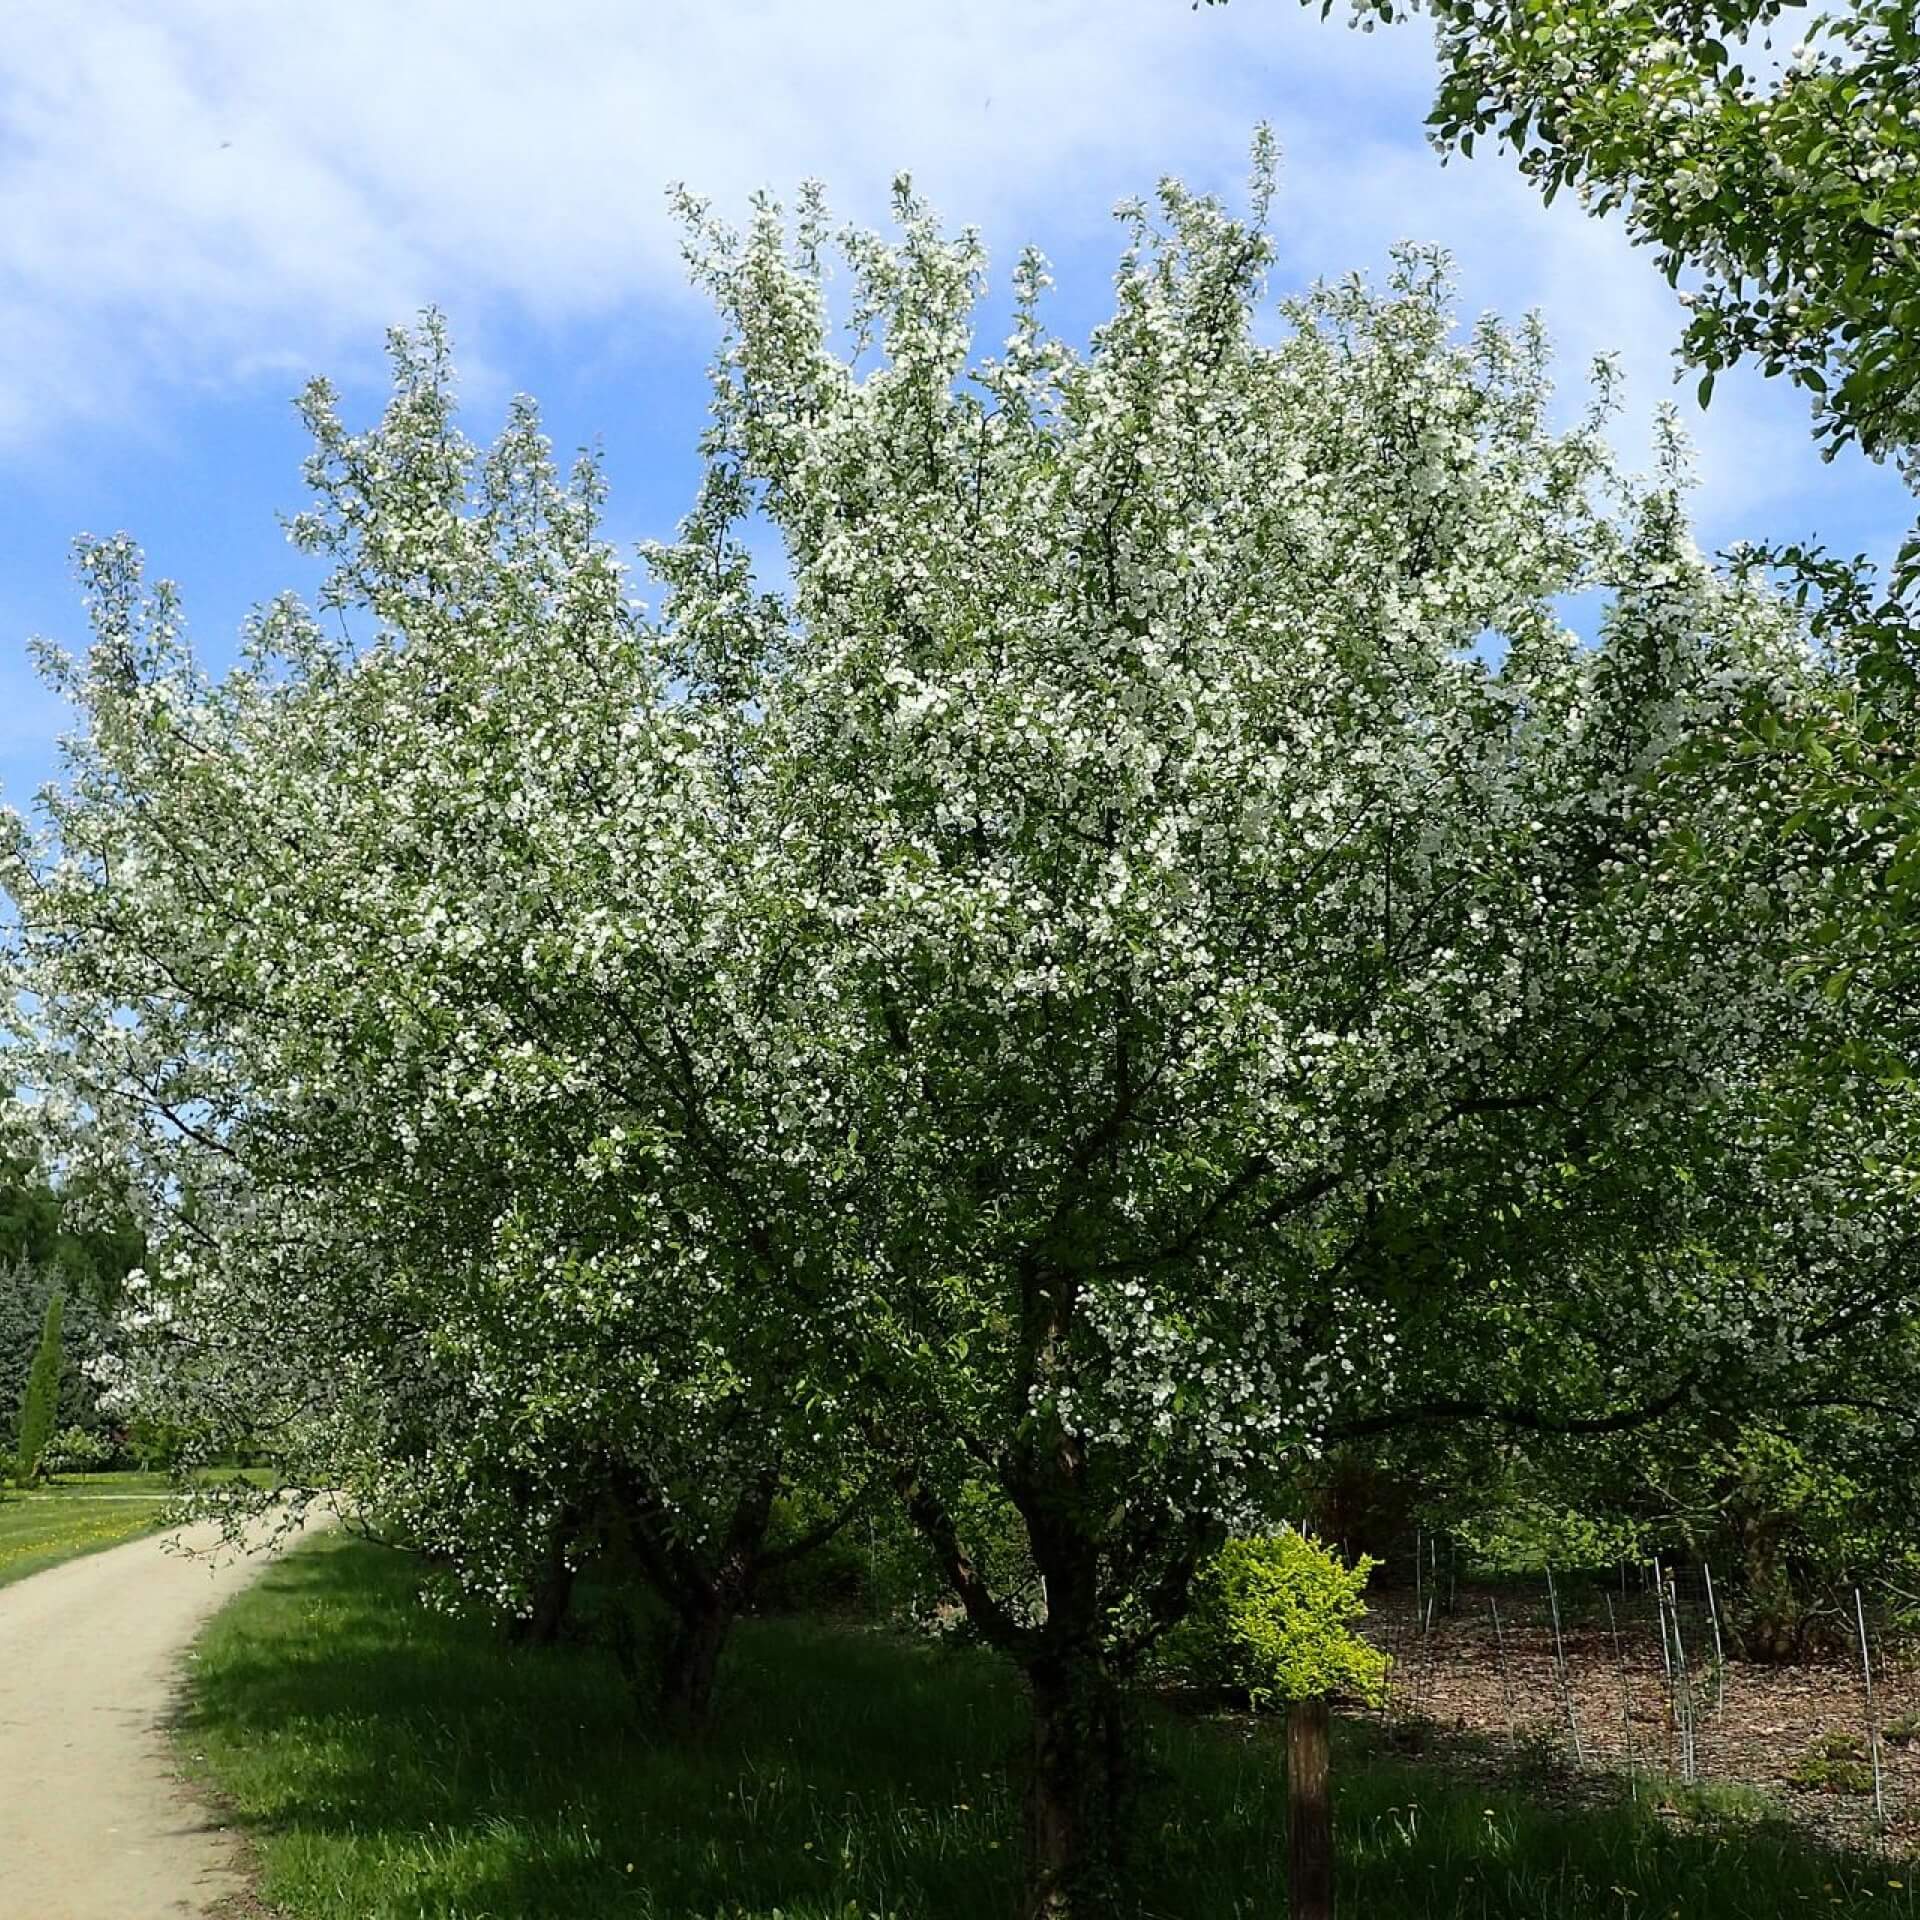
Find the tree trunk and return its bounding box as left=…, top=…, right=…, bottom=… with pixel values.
left=657, top=1590, right=735, bottom=1736
left=509, top=1518, right=581, bottom=1648
left=1287, top=1694, right=1334, bottom=1920
left=1024, top=1654, right=1130, bottom=1920
left=609, top=1462, right=782, bottom=1737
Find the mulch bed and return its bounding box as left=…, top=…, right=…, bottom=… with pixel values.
left=1356, top=1583, right=1920, bottom=1856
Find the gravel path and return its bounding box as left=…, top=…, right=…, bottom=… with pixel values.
left=0, top=1516, right=313, bottom=1918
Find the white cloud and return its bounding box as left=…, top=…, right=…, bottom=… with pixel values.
left=0, top=0, right=1904, bottom=550
left=0, top=0, right=1344, bottom=413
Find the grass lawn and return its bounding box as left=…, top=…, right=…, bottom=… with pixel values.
left=0, top=1474, right=172, bottom=1587
left=175, top=1534, right=1920, bottom=1920
left=28, top=1469, right=178, bottom=1495
left=0, top=1468, right=273, bottom=1589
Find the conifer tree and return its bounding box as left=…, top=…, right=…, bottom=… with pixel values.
left=14, top=1290, right=63, bottom=1485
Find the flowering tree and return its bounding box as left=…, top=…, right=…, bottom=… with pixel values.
left=1240, top=0, right=1920, bottom=498
left=1437, top=0, right=1920, bottom=463
left=0, top=340, right=846, bottom=1724
left=641, top=168, right=1877, bottom=1912
left=3, top=156, right=1888, bottom=1914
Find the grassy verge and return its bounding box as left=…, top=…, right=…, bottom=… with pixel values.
left=177, top=1534, right=1918, bottom=1920
left=0, top=1468, right=274, bottom=1588
left=0, top=1478, right=170, bottom=1587
left=29, top=1469, right=177, bottom=1495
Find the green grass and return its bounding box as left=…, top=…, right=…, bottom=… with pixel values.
left=32, top=1469, right=177, bottom=1494
left=0, top=1467, right=274, bottom=1588
left=14, top=1465, right=275, bottom=1495
left=178, top=1535, right=1920, bottom=1920
left=0, top=1475, right=171, bottom=1586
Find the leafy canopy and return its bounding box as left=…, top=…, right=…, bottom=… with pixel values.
left=1249, top=0, right=1920, bottom=505
left=0, top=152, right=1887, bottom=1703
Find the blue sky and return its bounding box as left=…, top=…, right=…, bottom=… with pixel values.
left=1, top=0, right=1909, bottom=802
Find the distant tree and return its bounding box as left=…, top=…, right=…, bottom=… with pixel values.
left=0, top=1257, right=109, bottom=1439
left=14, top=1291, right=63, bottom=1484
left=0, top=1148, right=144, bottom=1316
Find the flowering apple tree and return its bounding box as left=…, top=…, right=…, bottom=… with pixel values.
left=3, top=155, right=1896, bottom=1916
left=1, top=339, right=850, bottom=1722
left=638, top=163, right=1874, bottom=1912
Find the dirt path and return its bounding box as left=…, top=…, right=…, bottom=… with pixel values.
left=0, top=1515, right=318, bottom=1919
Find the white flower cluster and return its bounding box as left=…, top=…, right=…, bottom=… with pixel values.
left=0, top=163, right=1902, bottom=1659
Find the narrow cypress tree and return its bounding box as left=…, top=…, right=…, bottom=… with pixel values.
left=13, top=1291, right=62, bottom=1485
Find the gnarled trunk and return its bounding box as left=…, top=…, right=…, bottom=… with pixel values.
left=1023, top=1651, right=1131, bottom=1920
left=658, top=1588, right=735, bottom=1735
left=509, top=1510, right=582, bottom=1648
left=612, top=1462, right=783, bottom=1738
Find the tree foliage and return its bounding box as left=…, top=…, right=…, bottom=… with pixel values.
left=3, top=156, right=1908, bottom=1913
left=1267, top=0, right=1920, bottom=510
left=0, top=1151, right=143, bottom=1315
left=1214, top=0, right=1920, bottom=1232
left=0, top=1256, right=109, bottom=1444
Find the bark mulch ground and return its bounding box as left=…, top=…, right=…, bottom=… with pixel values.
left=1358, top=1581, right=1920, bottom=1857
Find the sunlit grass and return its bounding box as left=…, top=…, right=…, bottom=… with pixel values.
left=177, top=1534, right=1920, bottom=1919
left=0, top=1481, right=168, bottom=1587
left=28, top=1469, right=177, bottom=1495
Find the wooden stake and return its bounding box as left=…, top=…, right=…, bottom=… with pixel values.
left=1856, top=1587, right=1886, bottom=1837
left=1546, top=1569, right=1585, bottom=1765
left=1606, top=1592, right=1636, bottom=1793
left=1650, top=1558, right=1675, bottom=1774
left=1489, top=1596, right=1517, bottom=1739
left=1287, top=1695, right=1335, bottom=1920
left=1419, top=1592, right=1437, bottom=1719
left=1666, top=1575, right=1695, bottom=1783
left=1702, top=1560, right=1726, bottom=1716
left=1650, top=1558, right=1668, bottom=1674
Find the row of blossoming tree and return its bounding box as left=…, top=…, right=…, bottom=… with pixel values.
left=4, top=155, right=1914, bottom=1916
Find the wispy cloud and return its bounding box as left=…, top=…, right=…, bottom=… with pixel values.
left=0, top=0, right=1901, bottom=553
left=0, top=1, right=1314, bottom=422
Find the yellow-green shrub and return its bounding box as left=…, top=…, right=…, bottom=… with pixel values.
left=1166, top=1531, right=1388, bottom=1709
